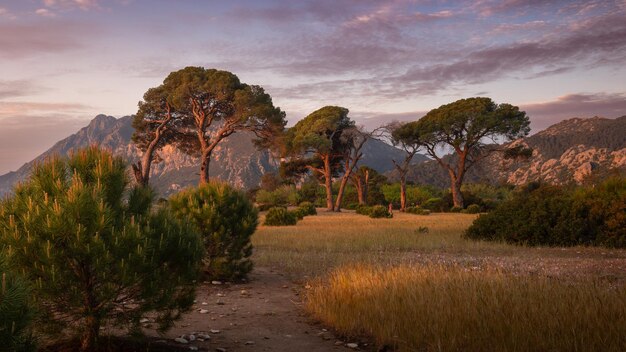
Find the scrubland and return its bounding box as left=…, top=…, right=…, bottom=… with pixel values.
left=253, top=211, right=626, bottom=351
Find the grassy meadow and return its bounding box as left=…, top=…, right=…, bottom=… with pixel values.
left=253, top=210, right=626, bottom=351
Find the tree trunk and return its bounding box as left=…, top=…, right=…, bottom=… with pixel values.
left=354, top=177, right=365, bottom=205
left=450, top=176, right=464, bottom=208
left=363, top=169, right=369, bottom=205
left=200, top=150, right=211, bottom=185
left=132, top=148, right=154, bottom=187
left=80, top=315, right=100, bottom=352
left=400, top=175, right=407, bottom=212
left=323, top=156, right=334, bottom=211
left=334, top=175, right=350, bottom=212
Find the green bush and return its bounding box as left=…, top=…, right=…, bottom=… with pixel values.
left=450, top=206, right=463, bottom=213
left=465, top=177, right=626, bottom=247
left=169, top=181, right=258, bottom=280
left=0, top=147, right=203, bottom=351
left=381, top=184, right=441, bottom=208
left=264, top=207, right=298, bottom=226
left=405, top=206, right=431, bottom=215
left=255, top=185, right=300, bottom=210
left=355, top=204, right=372, bottom=215
left=298, top=201, right=317, bottom=216
left=292, top=207, right=306, bottom=220
left=421, top=197, right=447, bottom=212
left=369, top=205, right=393, bottom=219
left=465, top=204, right=482, bottom=214
left=0, top=256, right=36, bottom=352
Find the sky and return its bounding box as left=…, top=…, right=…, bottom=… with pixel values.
left=0, top=0, right=625, bottom=174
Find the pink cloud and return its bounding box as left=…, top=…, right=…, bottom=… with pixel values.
left=0, top=21, right=98, bottom=58
left=43, top=0, right=99, bottom=10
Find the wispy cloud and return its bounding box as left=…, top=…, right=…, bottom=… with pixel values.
left=43, top=0, right=99, bottom=11
left=35, top=8, right=56, bottom=17
left=0, top=20, right=98, bottom=58
left=0, top=80, right=42, bottom=99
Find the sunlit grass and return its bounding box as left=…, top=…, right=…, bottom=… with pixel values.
left=252, top=211, right=623, bottom=278
left=253, top=210, right=626, bottom=351
left=306, top=264, right=626, bottom=352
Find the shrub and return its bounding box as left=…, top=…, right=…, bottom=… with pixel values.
left=450, top=206, right=463, bottom=213
left=345, top=202, right=359, bottom=210
left=465, top=204, right=482, bottom=214
left=0, top=256, right=36, bottom=352
left=292, top=207, right=306, bottom=220
left=0, top=147, right=203, bottom=351
left=255, top=185, right=300, bottom=209
left=355, top=204, right=372, bottom=215
left=369, top=205, right=393, bottom=218
left=382, top=184, right=440, bottom=208
left=405, top=206, right=431, bottom=215
left=264, top=207, right=298, bottom=226
left=465, top=178, right=626, bottom=247
left=169, top=181, right=258, bottom=280
left=421, top=197, right=446, bottom=212
left=298, top=201, right=317, bottom=216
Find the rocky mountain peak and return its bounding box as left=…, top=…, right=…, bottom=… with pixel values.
left=0, top=114, right=407, bottom=197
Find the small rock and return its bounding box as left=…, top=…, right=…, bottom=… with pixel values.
left=188, top=334, right=196, bottom=341
left=212, top=281, right=223, bottom=285
left=240, top=290, right=249, bottom=295
left=199, top=309, right=209, bottom=314
left=202, top=302, right=208, bottom=305
left=244, top=341, right=255, bottom=345
left=282, top=285, right=289, bottom=288
left=216, top=300, right=225, bottom=305
left=197, top=333, right=211, bottom=340
left=347, top=343, right=359, bottom=349
left=174, top=337, right=189, bottom=344
left=216, top=293, right=225, bottom=297
left=189, top=347, right=198, bottom=351
left=139, top=318, right=150, bottom=323
left=263, top=336, right=270, bottom=340
left=335, top=341, right=344, bottom=346
left=210, top=329, right=221, bottom=334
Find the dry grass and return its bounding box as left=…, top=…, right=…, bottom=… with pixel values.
left=305, top=264, right=626, bottom=351
left=252, top=211, right=626, bottom=280
left=253, top=210, right=626, bottom=351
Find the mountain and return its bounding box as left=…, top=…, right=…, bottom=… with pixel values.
left=0, top=114, right=410, bottom=196
left=401, top=116, right=626, bottom=187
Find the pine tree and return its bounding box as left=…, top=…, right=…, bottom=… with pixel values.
left=0, top=256, right=35, bottom=352
left=0, top=147, right=204, bottom=351
left=169, top=181, right=258, bottom=280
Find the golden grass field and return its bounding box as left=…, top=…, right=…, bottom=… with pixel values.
left=253, top=211, right=626, bottom=351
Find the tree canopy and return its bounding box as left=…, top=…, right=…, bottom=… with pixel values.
left=132, top=66, right=286, bottom=185
left=283, top=106, right=355, bottom=211
left=411, top=97, right=530, bottom=207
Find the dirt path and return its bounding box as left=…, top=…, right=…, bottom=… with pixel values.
left=148, top=267, right=363, bottom=352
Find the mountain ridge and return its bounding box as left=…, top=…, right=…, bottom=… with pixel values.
left=400, top=116, right=626, bottom=187
left=0, top=114, right=412, bottom=196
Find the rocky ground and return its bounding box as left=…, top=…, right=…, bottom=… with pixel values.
left=143, top=267, right=369, bottom=352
